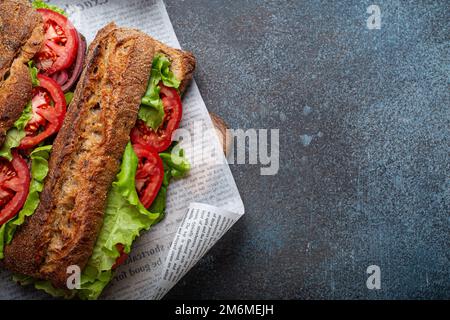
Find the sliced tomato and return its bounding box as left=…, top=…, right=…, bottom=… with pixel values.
left=0, top=152, right=31, bottom=226
left=130, top=83, right=182, bottom=153
left=34, top=9, right=78, bottom=75
left=19, top=74, right=66, bottom=150
left=132, top=144, right=164, bottom=209
left=112, top=244, right=128, bottom=270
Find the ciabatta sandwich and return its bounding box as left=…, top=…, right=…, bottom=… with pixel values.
left=2, top=22, right=195, bottom=300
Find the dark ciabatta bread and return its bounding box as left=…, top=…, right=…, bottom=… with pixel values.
left=0, top=0, right=44, bottom=145
left=3, top=24, right=155, bottom=288
left=3, top=22, right=196, bottom=290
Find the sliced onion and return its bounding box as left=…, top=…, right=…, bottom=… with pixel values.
left=60, top=32, right=86, bottom=92
left=51, top=69, right=68, bottom=86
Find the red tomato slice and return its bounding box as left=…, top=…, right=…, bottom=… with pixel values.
left=0, top=152, right=31, bottom=226
left=112, top=244, right=128, bottom=270
left=34, top=9, right=79, bottom=75
left=19, top=74, right=66, bottom=150
left=132, top=144, right=164, bottom=209
left=130, top=83, right=182, bottom=153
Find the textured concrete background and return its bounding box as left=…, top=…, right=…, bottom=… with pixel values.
left=163, top=0, right=449, bottom=299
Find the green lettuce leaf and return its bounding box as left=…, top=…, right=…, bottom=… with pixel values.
left=34, top=281, right=75, bottom=299
left=155, top=55, right=181, bottom=89
left=159, top=146, right=190, bottom=180
left=28, top=61, right=40, bottom=87
left=0, top=145, right=51, bottom=259
left=64, top=92, right=74, bottom=105
left=149, top=144, right=190, bottom=216
left=0, top=129, right=26, bottom=161
left=14, top=102, right=33, bottom=132
left=32, top=0, right=67, bottom=16
left=12, top=274, right=36, bottom=286
left=12, top=274, right=75, bottom=299
left=0, top=100, right=33, bottom=160
left=138, top=55, right=180, bottom=130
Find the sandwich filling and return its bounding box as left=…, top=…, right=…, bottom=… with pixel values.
left=12, top=54, right=190, bottom=300
left=131, top=55, right=184, bottom=152
left=0, top=66, right=67, bottom=256
left=31, top=1, right=87, bottom=92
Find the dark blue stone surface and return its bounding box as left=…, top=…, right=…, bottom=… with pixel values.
left=164, top=0, right=449, bottom=299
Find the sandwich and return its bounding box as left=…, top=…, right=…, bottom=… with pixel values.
left=0, top=0, right=84, bottom=253
left=1, top=22, right=195, bottom=300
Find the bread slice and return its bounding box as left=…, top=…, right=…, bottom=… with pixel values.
left=0, top=0, right=44, bottom=145
left=3, top=22, right=196, bottom=289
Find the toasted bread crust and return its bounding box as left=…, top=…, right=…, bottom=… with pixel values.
left=0, top=0, right=44, bottom=145
left=3, top=24, right=155, bottom=288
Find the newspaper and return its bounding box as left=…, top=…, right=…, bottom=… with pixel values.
left=0, top=0, right=244, bottom=300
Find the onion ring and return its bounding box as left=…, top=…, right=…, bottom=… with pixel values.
left=60, top=32, right=87, bottom=92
